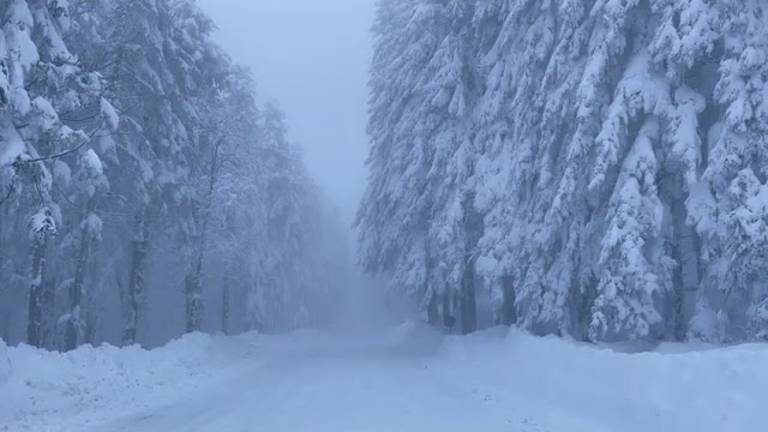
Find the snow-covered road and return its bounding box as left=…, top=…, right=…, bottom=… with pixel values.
left=2, top=323, right=767, bottom=432
left=84, top=327, right=569, bottom=432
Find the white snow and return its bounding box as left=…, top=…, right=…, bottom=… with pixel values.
left=82, top=148, right=104, bottom=174
left=3, top=0, right=40, bottom=77
left=81, top=213, right=103, bottom=238
left=1, top=323, right=765, bottom=432
left=99, top=97, right=120, bottom=131
left=0, top=121, right=26, bottom=166
left=31, top=96, right=60, bottom=130
left=28, top=207, right=56, bottom=238
left=53, top=160, right=72, bottom=186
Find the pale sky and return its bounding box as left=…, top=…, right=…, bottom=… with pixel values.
left=198, top=0, right=376, bottom=225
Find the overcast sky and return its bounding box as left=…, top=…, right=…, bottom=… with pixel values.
left=198, top=0, right=376, bottom=225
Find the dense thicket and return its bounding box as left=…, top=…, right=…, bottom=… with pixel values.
left=0, top=0, right=348, bottom=350
left=359, top=0, right=768, bottom=342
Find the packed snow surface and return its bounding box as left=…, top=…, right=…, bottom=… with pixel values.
left=1, top=322, right=765, bottom=432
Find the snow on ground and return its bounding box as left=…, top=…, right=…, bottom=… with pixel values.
left=1, top=322, right=766, bottom=432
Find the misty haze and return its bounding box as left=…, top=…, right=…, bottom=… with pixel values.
left=1, top=1, right=766, bottom=431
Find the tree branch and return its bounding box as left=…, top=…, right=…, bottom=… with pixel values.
left=20, top=128, right=108, bottom=164
left=23, top=140, right=90, bottom=164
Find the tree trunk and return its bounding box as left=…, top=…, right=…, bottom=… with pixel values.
left=426, top=289, right=440, bottom=326
left=442, top=292, right=455, bottom=333
left=1, top=313, right=9, bottom=343
left=27, top=210, right=54, bottom=348
left=123, top=208, right=150, bottom=346
left=185, top=259, right=204, bottom=333
left=27, top=263, right=45, bottom=348
left=500, top=275, right=517, bottom=326
left=459, top=191, right=481, bottom=334
left=460, top=258, right=477, bottom=334
left=425, top=254, right=440, bottom=326
left=663, top=173, right=701, bottom=341
left=221, top=276, right=231, bottom=335
left=85, top=309, right=97, bottom=345
left=185, top=139, right=222, bottom=334
left=64, top=198, right=96, bottom=351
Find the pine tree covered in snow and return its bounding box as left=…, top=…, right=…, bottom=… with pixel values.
left=358, top=0, right=481, bottom=334
left=360, top=0, right=768, bottom=342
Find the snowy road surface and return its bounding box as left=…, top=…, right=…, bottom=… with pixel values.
left=2, top=323, right=766, bottom=432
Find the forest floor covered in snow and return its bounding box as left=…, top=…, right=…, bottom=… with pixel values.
left=1, top=322, right=766, bottom=432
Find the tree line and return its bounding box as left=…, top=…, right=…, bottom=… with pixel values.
left=358, top=0, right=768, bottom=343
left=1, top=0, right=349, bottom=350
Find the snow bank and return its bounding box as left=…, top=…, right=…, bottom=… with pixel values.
left=1, top=327, right=766, bottom=432
left=0, top=332, right=260, bottom=431
left=435, top=329, right=768, bottom=432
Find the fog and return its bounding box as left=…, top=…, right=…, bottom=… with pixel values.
left=198, top=0, right=376, bottom=226
left=196, top=0, right=415, bottom=329
left=4, top=2, right=765, bottom=430
left=5, top=0, right=757, bottom=343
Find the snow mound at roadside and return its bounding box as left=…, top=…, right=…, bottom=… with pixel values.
left=0, top=332, right=261, bottom=431
left=1, top=327, right=767, bottom=432
left=434, top=329, right=768, bottom=432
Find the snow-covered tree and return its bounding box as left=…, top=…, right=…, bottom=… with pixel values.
left=361, top=0, right=768, bottom=342
left=1, top=0, right=352, bottom=350
left=358, top=0, right=482, bottom=333
left=1, top=0, right=105, bottom=348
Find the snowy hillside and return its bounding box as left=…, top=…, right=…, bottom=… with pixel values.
left=2, top=323, right=766, bottom=432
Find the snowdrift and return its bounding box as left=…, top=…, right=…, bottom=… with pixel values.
left=436, top=329, right=768, bottom=431
left=0, top=333, right=259, bottom=431
left=1, top=326, right=766, bottom=431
